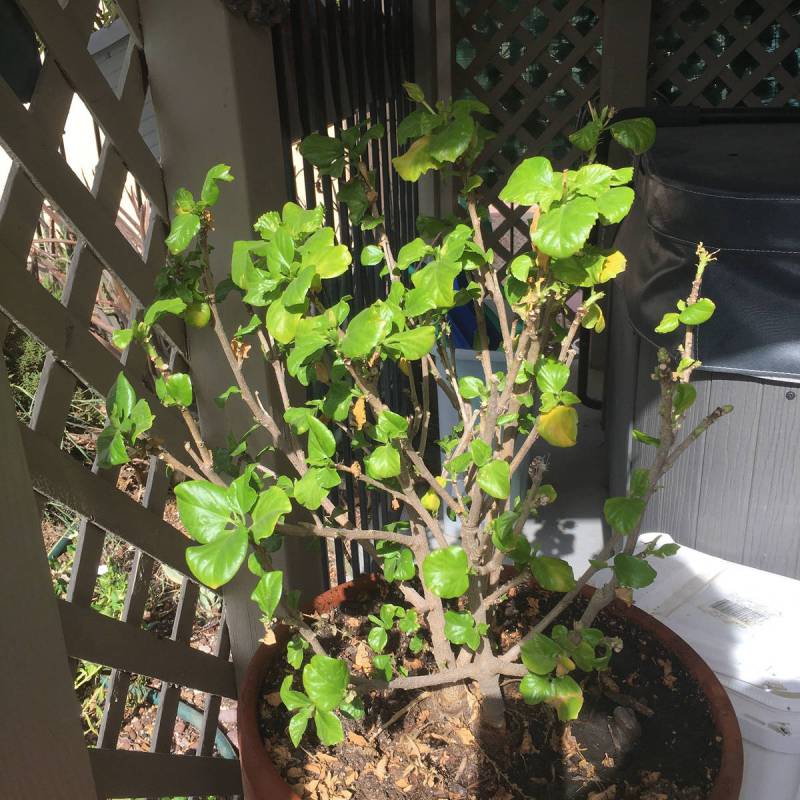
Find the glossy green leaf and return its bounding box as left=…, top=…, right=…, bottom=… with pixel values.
left=266, top=297, right=301, bottom=344
left=397, top=108, right=440, bottom=145
left=111, top=328, right=134, bottom=350
left=314, top=709, right=344, bottom=746
left=373, top=410, right=409, bottom=442
left=679, top=298, right=715, bottom=325
left=293, top=467, right=340, bottom=511
left=427, top=114, right=474, bottom=163
left=392, top=136, right=439, bottom=182
left=443, top=610, right=481, bottom=651
left=175, top=480, right=235, bottom=543
left=673, top=383, right=697, bottom=414
left=200, top=163, right=233, bottom=207
left=531, top=556, right=576, bottom=592
left=569, top=120, right=603, bottom=152
left=655, top=312, right=680, bottom=333
left=306, top=416, right=336, bottom=465
left=421, top=545, right=469, bottom=598
left=144, top=297, right=187, bottom=327
left=509, top=253, right=533, bottom=281
left=96, top=426, right=128, bottom=468
left=596, top=186, right=635, bottom=224
left=185, top=528, right=248, bottom=589
left=302, top=655, right=349, bottom=711
left=610, top=117, right=656, bottom=155
left=282, top=265, right=316, bottom=311
left=288, top=707, right=313, bottom=747
left=340, top=303, right=394, bottom=358
left=470, top=439, right=492, bottom=467
left=155, top=373, right=193, bottom=408
left=520, top=634, right=561, bottom=675
left=397, top=238, right=432, bottom=270
left=360, top=245, right=384, bottom=266
left=498, top=156, right=561, bottom=209
left=280, top=675, right=312, bottom=710
left=550, top=675, right=584, bottom=721
left=375, top=541, right=416, bottom=582
left=299, top=133, right=345, bottom=176
left=383, top=327, right=435, bottom=360
left=614, top=553, right=657, bottom=588
left=106, top=373, right=136, bottom=424
left=458, top=376, right=486, bottom=400
left=532, top=197, right=598, bottom=259
left=520, top=673, right=552, bottom=705
left=166, top=212, right=201, bottom=255
left=632, top=429, right=660, bottom=447
left=604, top=496, right=646, bottom=535
left=251, top=486, right=292, bottom=541
left=368, top=626, right=388, bottom=653
left=365, top=444, right=401, bottom=480
left=251, top=570, right=283, bottom=618
left=287, top=636, right=309, bottom=669
left=477, top=459, right=511, bottom=500
left=536, top=360, right=570, bottom=394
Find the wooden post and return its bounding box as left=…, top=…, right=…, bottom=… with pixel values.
left=139, top=0, right=326, bottom=684
left=0, top=360, right=99, bottom=799
left=600, top=0, right=653, bottom=111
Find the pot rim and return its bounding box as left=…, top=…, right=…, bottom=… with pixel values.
left=237, top=573, right=743, bottom=800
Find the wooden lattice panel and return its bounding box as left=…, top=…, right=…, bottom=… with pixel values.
left=649, top=0, right=800, bottom=107
left=453, top=0, right=603, bottom=259
left=0, top=1, right=241, bottom=797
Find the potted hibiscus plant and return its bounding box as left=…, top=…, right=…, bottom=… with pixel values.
left=101, top=87, right=741, bottom=798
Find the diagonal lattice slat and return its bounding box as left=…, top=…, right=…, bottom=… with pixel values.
left=649, top=0, right=800, bottom=108
left=453, top=0, right=603, bottom=259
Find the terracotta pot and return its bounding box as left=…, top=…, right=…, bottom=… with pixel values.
left=237, top=574, right=743, bottom=799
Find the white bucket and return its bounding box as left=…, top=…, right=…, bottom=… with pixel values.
left=628, top=534, right=800, bottom=800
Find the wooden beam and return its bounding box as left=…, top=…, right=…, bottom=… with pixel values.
left=600, top=0, right=653, bottom=110
left=59, top=600, right=237, bottom=698
left=89, top=749, right=242, bottom=799
left=0, top=360, right=98, bottom=799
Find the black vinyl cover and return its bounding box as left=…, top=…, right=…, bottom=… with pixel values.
left=617, top=120, right=800, bottom=382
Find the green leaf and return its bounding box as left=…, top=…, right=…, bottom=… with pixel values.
left=603, top=496, right=646, bottom=535
left=422, top=545, right=469, bottom=599
left=404, top=259, right=461, bottom=316
left=509, top=253, right=533, bottom=281
left=185, top=528, right=248, bottom=589
left=299, top=133, right=345, bottom=176
left=679, top=298, right=715, bottom=325
left=536, top=360, right=570, bottom=394
left=215, top=386, right=241, bottom=408
left=155, top=373, right=193, bottom=408
left=520, top=634, right=561, bottom=675
left=477, top=459, right=510, bottom=499
left=173, top=187, right=195, bottom=214
left=360, top=244, right=384, bottom=266
left=144, top=297, right=187, bottom=327
left=280, top=675, right=312, bottom=710
left=228, top=469, right=257, bottom=514
left=128, top=399, right=154, bottom=442
left=373, top=410, right=409, bottom=442
left=368, top=626, right=388, bottom=653
left=550, top=675, right=584, bottom=721
left=251, top=486, right=292, bottom=541
left=372, top=654, right=393, bottom=681
left=166, top=212, right=201, bottom=255
left=282, top=202, right=324, bottom=237
left=200, top=163, right=234, bottom=207
left=396, top=238, right=431, bottom=270
left=96, top=426, right=128, bottom=468
left=294, top=467, right=340, bottom=511
left=111, top=328, right=134, bottom=350
left=288, top=707, right=313, bottom=747
left=520, top=673, right=552, bottom=706
left=287, top=636, right=309, bottom=669
left=569, top=164, right=615, bottom=198
left=655, top=312, right=680, bottom=334
left=314, top=709, right=344, bottom=746
left=470, top=439, right=492, bottom=467
left=629, top=468, right=650, bottom=498
left=596, top=186, right=635, bottom=224
left=397, top=609, right=420, bottom=634
left=614, top=553, right=657, bottom=588
left=307, top=416, right=337, bottom=465
left=403, top=81, right=426, bottom=103
left=673, top=383, right=697, bottom=415
left=376, top=541, right=416, bottom=582
left=231, top=240, right=270, bottom=289
left=531, top=556, right=576, bottom=592
left=458, top=376, right=486, bottom=400
left=383, top=327, right=435, bottom=360
left=610, top=117, right=656, bottom=155
left=337, top=176, right=370, bottom=223
left=427, top=114, right=474, bottom=163
left=340, top=697, right=366, bottom=720
left=106, top=373, right=136, bottom=425
left=532, top=197, right=598, bottom=259
left=633, top=429, right=660, bottom=447
left=569, top=120, right=603, bottom=152
left=397, top=108, right=440, bottom=145
left=303, top=655, right=349, bottom=711
left=251, top=570, right=283, bottom=618
left=443, top=610, right=481, bottom=651
left=365, top=444, right=401, bottom=480
left=409, top=635, right=424, bottom=654
left=233, top=313, right=262, bottom=340
left=282, top=265, right=315, bottom=311
left=498, top=156, right=561, bottom=209
left=174, top=480, right=235, bottom=543
left=340, top=303, right=394, bottom=358
left=392, top=136, right=439, bottom=182
left=266, top=297, right=301, bottom=345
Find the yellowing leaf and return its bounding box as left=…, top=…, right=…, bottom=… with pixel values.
left=599, top=251, right=626, bottom=282
left=537, top=406, right=578, bottom=448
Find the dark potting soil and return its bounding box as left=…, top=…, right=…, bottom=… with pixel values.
left=257, top=579, right=721, bottom=800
